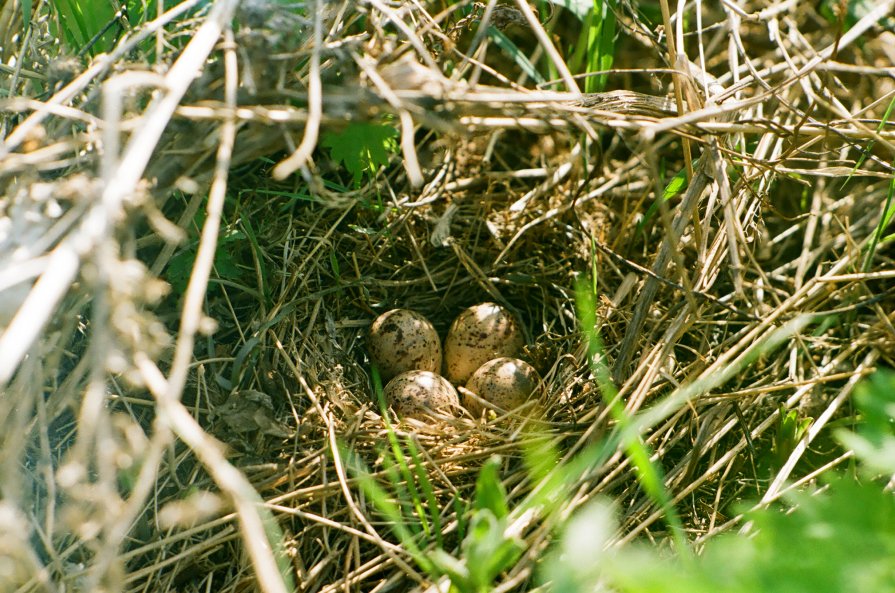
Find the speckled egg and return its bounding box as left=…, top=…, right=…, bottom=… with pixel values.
left=368, top=309, right=442, bottom=382
left=443, top=303, right=524, bottom=385
left=464, top=357, right=540, bottom=416
left=383, top=371, right=460, bottom=419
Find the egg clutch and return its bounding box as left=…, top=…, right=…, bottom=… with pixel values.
left=367, top=303, right=540, bottom=420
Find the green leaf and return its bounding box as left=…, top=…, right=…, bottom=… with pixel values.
left=474, top=456, right=509, bottom=519
left=662, top=166, right=689, bottom=200
left=329, top=250, right=340, bottom=277
left=574, top=280, right=689, bottom=557
left=50, top=0, right=119, bottom=53
left=772, top=406, right=811, bottom=469
left=322, top=122, right=398, bottom=185
left=584, top=0, right=617, bottom=93
left=488, top=27, right=547, bottom=86
left=21, top=0, right=32, bottom=33
left=406, top=436, right=443, bottom=547
left=841, top=94, right=895, bottom=190
left=862, top=177, right=895, bottom=271
left=543, top=500, right=616, bottom=593
left=819, top=0, right=888, bottom=29
left=428, top=549, right=471, bottom=590
left=638, top=162, right=692, bottom=233
left=214, top=247, right=241, bottom=280
left=340, top=442, right=434, bottom=573
left=164, top=226, right=245, bottom=295
left=835, top=370, right=895, bottom=474
left=551, top=479, right=895, bottom=593
left=853, top=371, right=895, bottom=432
left=463, top=510, right=523, bottom=588
left=165, top=248, right=195, bottom=294
left=742, top=479, right=895, bottom=593
left=522, top=434, right=560, bottom=485
left=239, top=216, right=268, bottom=303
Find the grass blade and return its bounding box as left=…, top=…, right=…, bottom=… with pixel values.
left=575, top=279, right=690, bottom=558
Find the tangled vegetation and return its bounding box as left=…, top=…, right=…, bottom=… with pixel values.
left=1, top=0, right=895, bottom=592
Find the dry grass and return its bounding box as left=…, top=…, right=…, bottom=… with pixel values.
left=2, top=0, right=895, bottom=592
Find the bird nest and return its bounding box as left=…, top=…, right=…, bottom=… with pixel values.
left=1, top=1, right=894, bottom=592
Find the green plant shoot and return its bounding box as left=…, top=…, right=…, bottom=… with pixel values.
left=322, top=122, right=398, bottom=186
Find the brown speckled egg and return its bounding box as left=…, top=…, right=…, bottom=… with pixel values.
left=464, top=357, right=540, bottom=416
left=444, top=303, right=524, bottom=385
left=384, top=371, right=460, bottom=419
left=368, top=309, right=442, bottom=382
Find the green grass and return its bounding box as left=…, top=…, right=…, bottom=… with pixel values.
left=574, top=278, right=690, bottom=558
left=545, top=370, right=895, bottom=593
left=49, top=0, right=150, bottom=55
left=488, top=27, right=547, bottom=87
left=862, top=176, right=895, bottom=271
left=564, top=0, right=617, bottom=93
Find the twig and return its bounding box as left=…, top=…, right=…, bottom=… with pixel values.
left=273, top=0, right=323, bottom=180
left=512, top=0, right=579, bottom=94
left=0, top=0, right=239, bottom=386
left=137, top=356, right=292, bottom=593
left=613, top=159, right=712, bottom=381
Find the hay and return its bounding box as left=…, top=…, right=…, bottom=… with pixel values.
left=1, top=0, right=894, bottom=591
